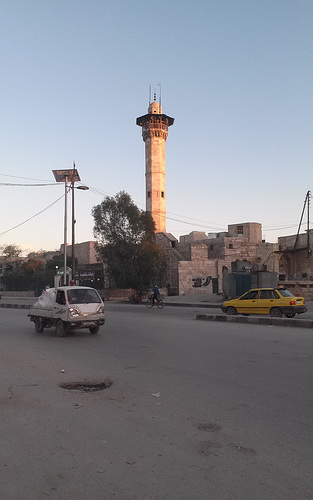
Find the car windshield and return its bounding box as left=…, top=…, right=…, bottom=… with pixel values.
left=277, top=289, right=294, bottom=298
left=67, top=289, right=101, bottom=304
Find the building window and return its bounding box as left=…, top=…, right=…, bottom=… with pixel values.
left=237, top=225, right=244, bottom=234
left=161, top=191, right=164, bottom=198
left=147, top=191, right=151, bottom=197
left=229, top=244, right=233, bottom=249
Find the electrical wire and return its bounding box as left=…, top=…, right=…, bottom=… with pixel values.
left=0, top=173, right=52, bottom=182
left=0, top=176, right=309, bottom=236
left=0, top=194, right=65, bottom=236
left=86, top=184, right=306, bottom=233
left=0, top=183, right=57, bottom=186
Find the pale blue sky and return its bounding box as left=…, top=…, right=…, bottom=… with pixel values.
left=0, top=0, right=312, bottom=253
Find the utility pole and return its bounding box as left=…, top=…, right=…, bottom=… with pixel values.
left=294, top=190, right=311, bottom=257
left=53, top=167, right=88, bottom=286
left=307, top=191, right=311, bottom=258
left=63, top=174, right=68, bottom=285
left=72, top=163, right=76, bottom=282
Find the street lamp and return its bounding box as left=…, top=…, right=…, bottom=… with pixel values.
left=52, top=165, right=88, bottom=286
left=71, top=170, right=89, bottom=283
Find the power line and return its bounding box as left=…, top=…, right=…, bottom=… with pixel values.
left=0, top=194, right=65, bottom=237
left=2, top=177, right=306, bottom=238
left=87, top=184, right=306, bottom=234
left=0, top=173, right=52, bottom=182
left=0, top=182, right=57, bottom=186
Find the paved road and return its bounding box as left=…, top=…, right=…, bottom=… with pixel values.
left=1, top=303, right=312, bottom=499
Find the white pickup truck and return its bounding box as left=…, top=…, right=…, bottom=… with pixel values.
left=28, top=286, right=105, bottom=336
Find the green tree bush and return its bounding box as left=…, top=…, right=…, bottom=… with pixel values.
left=92, top=192, right=166, bottom=292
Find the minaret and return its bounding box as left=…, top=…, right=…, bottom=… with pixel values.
left=136, top=92, right=174, bottom=232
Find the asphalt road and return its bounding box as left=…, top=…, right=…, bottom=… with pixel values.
left=1, top=303, right=312, bottom=499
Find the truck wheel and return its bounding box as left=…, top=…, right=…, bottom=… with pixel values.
left=89, top=325, right=100, bottom=334
left=35, top=317, right=44, bottom=333
left=56, top=320, right=66, bottom=337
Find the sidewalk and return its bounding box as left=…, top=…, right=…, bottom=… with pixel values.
left=162, top=293, right=223, bottom=308
left=0, top=293, right=223, bottom=310
left=0, top=296, right=36, bottom=309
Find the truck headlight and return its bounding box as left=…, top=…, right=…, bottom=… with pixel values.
left=97, top=306, right=105, bottom=314
left=69, top=307, right=80, bottom=317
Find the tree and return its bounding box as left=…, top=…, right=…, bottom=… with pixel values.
left=92, top=192, right=167, bottom=291
left=1, top=244, right=22, bottom=259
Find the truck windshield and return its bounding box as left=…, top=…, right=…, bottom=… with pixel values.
left=67, top=289, right=101, bottom=304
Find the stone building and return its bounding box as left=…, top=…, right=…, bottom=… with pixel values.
left=157, top=222, right=279, bottom=296
left=277, top=231, right=313, bottom=280
left=64, top=241, right=98, bottom=265
left=62, top=241, right=105, bottom=288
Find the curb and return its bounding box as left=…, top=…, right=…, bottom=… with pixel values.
left=196, top=313, right=313, bottom=329
left=121, top=300, right=221, bottom=308
left=1, top=300, right=219, bottom=310
left=0, top=303, right=31, bottom=309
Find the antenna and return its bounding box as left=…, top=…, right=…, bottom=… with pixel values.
left=149, top=85, right=151, bottom=105
left=158, top=83, right=162, bottom=108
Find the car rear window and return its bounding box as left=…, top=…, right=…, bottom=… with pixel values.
left=277, top=289, right=294, bottom=298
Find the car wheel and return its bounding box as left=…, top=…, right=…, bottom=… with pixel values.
left=34, top=317, right=44, bottom=333
left=270, top=307, right=283, bottom=318
left=226, top=306, right=237, bottom=315
left=89, top=325, right=100, bottom=334
left=285, top=313, right=295, bottom=318
left=56, top=319, right=66, bottom=337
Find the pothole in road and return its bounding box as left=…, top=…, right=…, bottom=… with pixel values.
left=59, top=378, right=113, bottom=392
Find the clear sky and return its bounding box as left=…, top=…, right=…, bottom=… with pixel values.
left=0, top=0, right=312, bottom=255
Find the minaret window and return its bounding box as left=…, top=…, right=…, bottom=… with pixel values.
left=147, top=191, right=151, bottom=197
left=161, top=191, right=164, bottom=198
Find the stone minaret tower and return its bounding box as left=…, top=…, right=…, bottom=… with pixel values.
left=136, top=94, right=174, bottom=232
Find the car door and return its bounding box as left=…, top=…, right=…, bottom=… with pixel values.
left=236, top=290, right=259, bottom=314
left=54, top=289, right=68, bottom=319
left=257, top=289, right=276, bottom=314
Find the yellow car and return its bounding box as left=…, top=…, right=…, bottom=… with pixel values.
left=221, top=288, right=307, bottom=318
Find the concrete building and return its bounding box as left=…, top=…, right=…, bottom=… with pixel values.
left=136, top=93, right=174, bottom=232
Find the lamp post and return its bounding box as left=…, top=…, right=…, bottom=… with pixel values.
left=53, top=166, right=87, bottom=286
left=71, top=164, right=89, bottom=283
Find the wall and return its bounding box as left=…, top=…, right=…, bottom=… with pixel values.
left=65, top=241, right=98, bottom=265
left=228, top=222, right=262, bottom=244
left=157, top=224, right=281, bottom=296
left=178, top=259, right=218, bottom=295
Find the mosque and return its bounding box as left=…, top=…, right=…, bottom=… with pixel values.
left=48, top=93, right=313, bottom=298
left=136, top=92, right=313, bottom=297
